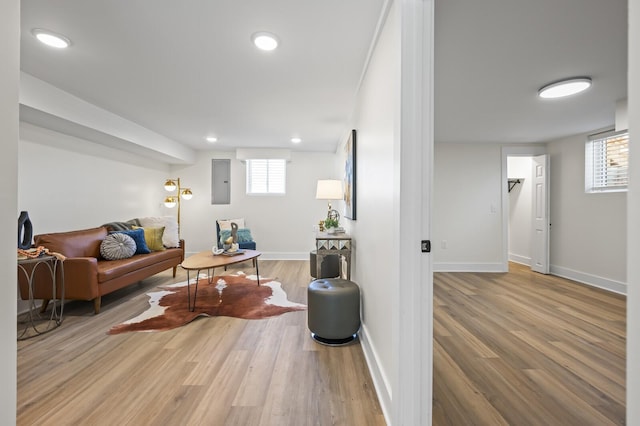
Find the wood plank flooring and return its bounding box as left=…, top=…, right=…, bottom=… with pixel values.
left=17, top=260, right=385, bottom=426
left=433, top=262, right=626, bottom=425
left=18, top=260, right=627, bottom=425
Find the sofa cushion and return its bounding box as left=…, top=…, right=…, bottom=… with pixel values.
left=101, top=218, right=141, bottom=232
left=138, top=216, right=179, bottom=248
left=100, top=233, right=136, bottom=260
left=96, top=248, right=182, bottom=282
left=110, top=228, right=151, bottom=255
left=133, top=225, right=165, bottom=251
left=35, top=227, right=108, bottom=258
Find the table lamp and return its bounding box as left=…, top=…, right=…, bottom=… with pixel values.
left=316, top=179, right=343, bottom=221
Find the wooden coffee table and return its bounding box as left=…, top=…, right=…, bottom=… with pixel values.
left=181, top=249, right=261, bottom=311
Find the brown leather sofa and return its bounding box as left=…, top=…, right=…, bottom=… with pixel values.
left=18, top=226, right=184, bottom=314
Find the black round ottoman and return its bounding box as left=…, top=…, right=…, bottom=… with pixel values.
left=307, top=278, right=360, bottom=345
left=309, top=250, right=340, bottom=279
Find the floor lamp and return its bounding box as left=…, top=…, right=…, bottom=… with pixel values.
left=163, top=178, right=192, bottom=238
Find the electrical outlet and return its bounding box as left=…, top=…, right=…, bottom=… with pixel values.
left=312, top=224, right=319, bottom=232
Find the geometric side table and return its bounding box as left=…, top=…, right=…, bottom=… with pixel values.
left=315, top=232, right=352, bottom=280
left=17, top=255, right=64, bottom=340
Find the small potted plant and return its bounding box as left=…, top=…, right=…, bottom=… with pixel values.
left=324, top=218, right=339, bottom=234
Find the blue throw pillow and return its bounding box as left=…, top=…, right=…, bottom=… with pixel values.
left=110, top=228, right=151, bottom=254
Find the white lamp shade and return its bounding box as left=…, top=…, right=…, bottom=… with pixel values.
left=316, top=179, right=343, bottom=200
left=181, top=188, right=193, bottom=200
left=164, top=179, right=177, bottom=192
left=164, top=196, right=177, bottom=208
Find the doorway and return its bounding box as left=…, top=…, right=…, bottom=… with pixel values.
left=507, top=156, right=534, bottom=266
left=500, top=146, right=547, bottom=272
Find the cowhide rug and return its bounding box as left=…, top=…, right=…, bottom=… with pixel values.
left=108, top=272, right=306, bottom=335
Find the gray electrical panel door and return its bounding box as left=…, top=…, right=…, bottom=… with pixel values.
left=211, top=159, right=231, bottom=204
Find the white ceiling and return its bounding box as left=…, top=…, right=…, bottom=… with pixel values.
left=20, top=0, right=628, bottom=160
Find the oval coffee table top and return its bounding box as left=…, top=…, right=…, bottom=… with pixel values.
left=181, top=249, right=261, bottom=270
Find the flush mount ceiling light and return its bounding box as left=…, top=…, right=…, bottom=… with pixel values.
left=538, top=77, right=592, bottom=99
left=252, top=32, right=279, bottom=51
left=291, top=137, right=302, bottom=144
left=205, top=136, right=218, bottom=143
left=32, top=28, right=71, bottom=48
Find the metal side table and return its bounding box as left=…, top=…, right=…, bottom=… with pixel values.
left=17, top=255, right=64, bottom=340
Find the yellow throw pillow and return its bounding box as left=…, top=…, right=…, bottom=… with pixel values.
left=133, top=226, right=165, bottom=251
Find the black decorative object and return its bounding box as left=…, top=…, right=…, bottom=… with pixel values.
left=18, top=211, right=33, bottom=249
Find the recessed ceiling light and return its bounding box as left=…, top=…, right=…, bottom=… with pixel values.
left=291, top=137, right=302, bottom=144
left=538, top=77, right=592, bottom=99
left=206, top=136, right=218, bottom=143
left=32, top=28, right=71, bottom=49
left=252, top=32, right=279, bottom=51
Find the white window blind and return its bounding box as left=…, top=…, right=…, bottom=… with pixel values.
left=246, top=159, right=286, bottom=194
left=585, top=130, right=629, bottom=193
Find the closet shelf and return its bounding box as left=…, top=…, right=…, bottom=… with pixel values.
left=508, top=178, right=524, bottom=192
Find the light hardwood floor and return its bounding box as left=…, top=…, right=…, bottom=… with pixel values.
left=17, top=260, right=385, bottom=426
left=18, top=261, right=626, bottom=425
left=433, top=262, right=626, bottom=425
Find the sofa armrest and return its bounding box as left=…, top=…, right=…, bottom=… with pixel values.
left=18, top=256, right=99, bottom=301
left=179, top=239, right=185, bottom=262
left=63, top=257, right=100, bottom=300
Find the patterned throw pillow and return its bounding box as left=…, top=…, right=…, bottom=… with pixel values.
left=110, top=228, right=151, bottom=254
left=217, top=218, right=245, bottom=231
left=219, top=228, right=254, bottom=244
left=100, top=233, right=136, bottom=260
left=133, top=226, right=165, bottom=251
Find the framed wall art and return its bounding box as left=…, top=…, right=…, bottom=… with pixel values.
left=343, top=129, right=356, bottom=220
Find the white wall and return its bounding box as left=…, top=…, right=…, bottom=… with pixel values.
left=547, top=133, right=627, bottom=293
left=171, top=150, right=339, bottom=258
left=1, top=1, right=19, bottom=423
left=627, top=1, right=639, bottom=422
left=433, top=143, right=504, bottom=271
left=508, top=156, right=533, bottom=265
left=346, top=2, right=398, bottom=420
left=18, top=126, right=338, bottom=260
left=19, top=125, right=170, bottom=234
left=434, top=139, right=627, bottom=292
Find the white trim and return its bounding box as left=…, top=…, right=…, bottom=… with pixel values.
left=549, top=264, right=627, bottom=295
left=392, top=1, right=434, bottom=424
left=359, top=323, right=392, bottom=425
left=235, top=148, right=291, bottom=161
left=501, top=145, right=547, bottom=272
left=433, top=262, right=505, bottom=273
left=508, top=254, right=531, bottom=266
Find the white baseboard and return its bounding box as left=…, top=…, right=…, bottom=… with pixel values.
left=359, top=323, right=392, bottom=426
left=433, top=262, right=506, bottom=273
left=508, top=254, right=531, bottom=266
left=549, top=264, right=627, bottom=295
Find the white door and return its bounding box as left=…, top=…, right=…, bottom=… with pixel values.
left=531, top=154, right=550, bottom=273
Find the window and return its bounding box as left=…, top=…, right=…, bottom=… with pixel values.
left=246, top=159, right=286, bottom=194
left=585, top=130, right=629, bottom=193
